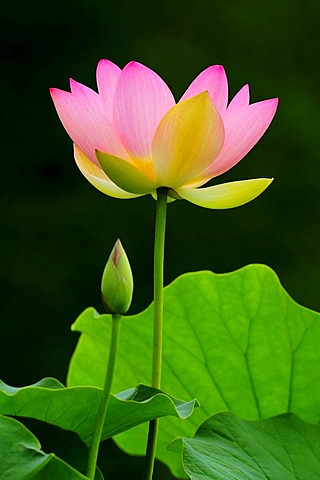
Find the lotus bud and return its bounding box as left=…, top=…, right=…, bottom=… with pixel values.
left=101, top=239, right=133, bottom=314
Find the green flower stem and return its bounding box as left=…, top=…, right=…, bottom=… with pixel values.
left=87, top=313, right=122, bottom=479
left=144, top=187, right=168, bottom=480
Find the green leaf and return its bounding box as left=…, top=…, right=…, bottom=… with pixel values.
left=67, top=265, right=320, bottom=477
left=0, top=379, right=197, bottom=445
left=0, top=414, right=89, bottom=480
left=169, top=412, right=320, bottom=479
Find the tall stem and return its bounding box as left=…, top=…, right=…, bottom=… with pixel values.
left=144, top=187, right=168, bottom=480
left=86, top=313, right=122, bottom=479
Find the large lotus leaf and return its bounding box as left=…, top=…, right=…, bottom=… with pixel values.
left=67, top=265, right=320, bottom=477
left=0, top=378, right=197, bottom=445
left=169, top=412, right=320, bottom=479
left=0, top=414, right=90, bottom=480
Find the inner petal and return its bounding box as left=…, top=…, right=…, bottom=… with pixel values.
left=152, top=92, right=225, bottom=188
left=113, top=61, right=176, bottom=160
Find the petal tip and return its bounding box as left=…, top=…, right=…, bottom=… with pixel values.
left=208, top=64, right=225, bottom=71
left=242, top=84, right=250, bottom=99
left=186, top=90, right=213, bottom=105
left=69, top=78, right=77, bottom=89
left=257, top=177, right=274, bottom=186
left=266, top=98, right=279, bottom=118
left=96, top=58, right=121, bottom=74
left=49, top=87, right=67, bottom=98
left=199, top=90, right=211, bottom=99
left=97, top=58, right=114, bottom=67
left=203, top=64, right=227, bottom=78
left=266, top=97, right=279, bottom=110
left=95, top=148, right=104, bottom=157
left=124, top=60, right=142, bottom=70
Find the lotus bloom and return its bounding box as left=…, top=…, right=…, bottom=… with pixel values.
left=50, top=61, right=278, bottom=208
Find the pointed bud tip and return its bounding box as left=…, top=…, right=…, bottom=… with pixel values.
left=111, top=239, right=123, bottom=266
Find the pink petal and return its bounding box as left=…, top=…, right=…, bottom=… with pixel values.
left=227, top=84, right=250, bottom=113
left=180, top=65, right=228, bottom=113
left=113, top=61, right=176, bottom=159
left=96, top=59, right=121, bottom=121
left=69, top=78, right=103, bottom=114
left=207, top=98, right=279, bottom=178
left=50, top=88, right=128, bottom=164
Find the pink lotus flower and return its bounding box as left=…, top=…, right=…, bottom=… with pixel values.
left=50, top=60, right=278, bottom=208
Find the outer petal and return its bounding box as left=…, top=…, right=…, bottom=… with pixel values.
left=207, top=98, right=279, bottom=178
left=180, top=65, right=228, bottom=114
left=96, top=59, right=121, bottom=121
left=176, top=178, right=273, bottom=209
left=152, top=92, right=224, bottom=188
left=227, top=84, right=250, bottom=112
left=69, top=79, right=103, bottom=113
left=74, top=146, right=141, bottom=198
left=96, top=150, right=157, bottom=194
left=113, top=61, right=176, bottom=159
left=50, top=88, right=128, bottom=164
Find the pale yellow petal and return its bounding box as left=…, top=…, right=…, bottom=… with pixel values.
left=176, top=178, right=273, bottom=209
left=74, top=145, right=142, bottom=199
left=152, top=92, right=224, bottom=188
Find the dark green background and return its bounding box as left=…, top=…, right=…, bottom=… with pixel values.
left=1, top=0, right=319, bottom=478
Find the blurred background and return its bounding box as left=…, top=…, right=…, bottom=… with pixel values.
left=1, top=0, right=319, bottom=477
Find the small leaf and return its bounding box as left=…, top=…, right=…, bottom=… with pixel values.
left=67, top=265, right=320, bottom=477
left=0, top=380, right=197, bottom=445
left=0, top=414, right=89, bottom=480
left=169, top=412, right=320, bottom=479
